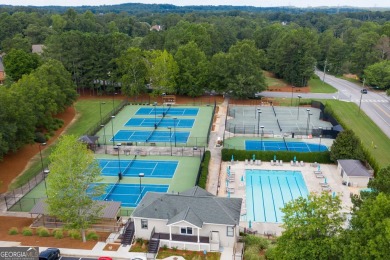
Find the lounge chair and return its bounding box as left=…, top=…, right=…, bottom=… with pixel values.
left=245, top=159, right=248, bottom=165
left=314, top=170, right=322, bottom=174
left=280, top=160, right=283, bottom=165
left=300, top=161, right=305, bottom=166
left=319, top=183, right=329, bottom=187
left=250, top=159, right=254, bottom=165
left=270, top=160, right=274, bottom=166
left=291, top=160, right=294, bottom=166
left=316, top=174, right=325, bottom=178
left=322, top=187, right=331, bottom=192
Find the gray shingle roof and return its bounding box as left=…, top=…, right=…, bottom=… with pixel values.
left=132, top=187, right=242, bottom=226
left=338, top=159, right=371, bottom=177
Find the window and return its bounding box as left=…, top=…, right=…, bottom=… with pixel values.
left=180, top=227, right=193, bottom=235
left=141, top=219, right=148, bottom=229
left=227, top=226, right=234, bottom=237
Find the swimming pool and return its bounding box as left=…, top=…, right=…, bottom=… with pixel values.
left=246, top=169, right=309, bottom=223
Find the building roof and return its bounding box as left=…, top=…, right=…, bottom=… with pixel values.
left=132, top=186, right=242, bottom=227
left=30, top=199, right=121, bottom=219
left=0, top=57, right=4, bottom=71
left=338, top=159, right=371, bottom=177
left=78, top=135, right=99, bottom=144
left=32, top=44, right=45, bottom=54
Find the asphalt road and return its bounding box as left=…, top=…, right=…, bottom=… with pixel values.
left=259, top=71, right=390, bottom=138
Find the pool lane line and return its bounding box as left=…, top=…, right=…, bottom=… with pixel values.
left=294, top=177, right=303, bottom=197
left=250, top=175, right=257, bottom=221
left=268, top=176, right=278, bottom=222
left=277, top=177, right=286, bottom=206
left=285, top=176, right=294, bottom=200
left=258, top=175, right=267, bottom=222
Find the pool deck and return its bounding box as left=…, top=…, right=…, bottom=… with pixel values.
left=218, top=159, right=355, bottom=236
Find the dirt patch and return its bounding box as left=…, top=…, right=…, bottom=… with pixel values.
left=103, top=243, right=121, bottom=251
left=267, top=85, right=309, bottom=93
left=0, top=216, right=109, bottom=249
left=0, top=106, right=76, bottom=193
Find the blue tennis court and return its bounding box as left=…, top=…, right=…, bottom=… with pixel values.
left=246, top=169, right=308, bottom=223
left=245, top=140, right=328, bottom=152
left=112, top=130, right=190, bottom=143
left=99, top=159, right=178, bottom=178
left=94, top=183, right=169, bottom=208
left=136, top=107, right=199, bottom=116
left=125, top=118, right=194, bottom=128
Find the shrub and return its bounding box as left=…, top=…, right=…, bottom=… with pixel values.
left=8, top=227, right=18, bottom=235
left=22, top=227, right=33, bottom=236
left=68, top=229, right=81, bottom=240
left=37, top=227, right=50, bottom=237
left=244, top=245, right=263, bottom=260
left=172, top=246, right=178, bottom=251
left=34, top=132, right=46, bottom=143
left=162, top=244, right=168, bottom=250
left=53, top=229, right=64, bottom=239
left=198, top=151, right=211, bottom=188
left=136, top=238, right=144, bottom=244
left=86, top=230, right=99, bottom=241
left=244, top=235, right=270, bottom=250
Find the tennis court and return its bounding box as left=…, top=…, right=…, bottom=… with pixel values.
left=97, top=183, right=169, bottom=207
left=99, top=159, right=178, bottom=178
left=125, top=118, right=195, bottom=128
left=112, top=130, right=190, bottom=143
left=136, top=107, right=199, bottom=116
left=245, top=140, right=328, bottom=152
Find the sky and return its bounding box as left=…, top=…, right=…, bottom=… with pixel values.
left=0, top=0, right=389, bottom=8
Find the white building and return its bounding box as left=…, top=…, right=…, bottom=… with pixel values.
left=337, top=159, right=372, bottom=187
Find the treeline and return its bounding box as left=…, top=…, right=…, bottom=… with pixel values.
left=0, top=59, right=77, bottom=160
left=1, top=6, right=390, bottom=91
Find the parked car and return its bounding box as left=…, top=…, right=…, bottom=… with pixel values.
left=361, top=89, right=368, bottom=94
left=98, top=257, right=113, bottom=260
left=39, top=248, right=60, bottom=260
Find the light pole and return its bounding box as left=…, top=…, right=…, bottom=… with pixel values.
left=139, top=172, right=145, bottom=194
left=162, top=93, right=166, bottom=116
left=112, top=92, right=117, bottom=116
left=153, top=102, right=157, bottom=129
left=111, top=115, right=115, bottom=148
left=173, top=117, right=177, bottom=147
left=168, top=127, right=172, bottom=156
left=290, top=86, right=295, bottom=106
left=318, top=127, right=323, bottom=151
left=117, top=146, right=121, bottom=178
left=260, top=126, right=264, bottom=151
left=257, top=109, right=262, bottom=136
left=322, top=59, right=328, bottom=82
left=99, top=102, right=106, bottom=125
left=358, top=80, right=366, bottom=114
left=297, top=95, right=302, bottom=119
left=101, top=124, right=107, bottom=154
left=38, top=142, right=48, bottom=196
left=306, top=109, right=312, bottom=136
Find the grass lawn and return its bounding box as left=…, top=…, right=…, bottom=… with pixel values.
left=157, top=247, right=220, bottom=260
left=265, top=75, right=288, bottom=88
left=10, top=99, right=121, bottom=189
left=308, top=78, right=337, bottom=93
left=325, top=100, right=390, bottom=168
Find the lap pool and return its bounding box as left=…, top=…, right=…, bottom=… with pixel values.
left=246, top=169, right=309, bottom=223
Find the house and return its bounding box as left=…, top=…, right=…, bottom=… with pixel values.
left=131, top=186, right=242, bottom=252
left=337, top=159, right=372, bottom=187
left=150, top=25, right=163, bottom=31
left=32, top=44, right=45, bottom=54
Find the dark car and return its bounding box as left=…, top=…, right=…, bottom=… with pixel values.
left=361, top=89, right=368, bottom=94
left=39, top=248, right=60, bottom=260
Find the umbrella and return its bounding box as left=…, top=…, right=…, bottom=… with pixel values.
left=227, top=167, right=230, bottom=176
left=249, top=220, right=252, bottom=228
left=241, top=175, right=244, bottom=182
left=252, top=154, right=256, bottom=161
left=332, top=191, right=336, bottom=198
left=231, top=155, right=234, bottom=161
left=293, top=156, right=296, bottom=162
left=226, top=179, right=229, bottom=187
left=324, top=178, right=327, bottom=184
left=274, top=155, right=276, bottom=161
left=318, top=165, right=321, bottom=171
left=227, top=190, right=230, bottom=198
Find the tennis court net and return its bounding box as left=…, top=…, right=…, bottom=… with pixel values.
left=103, top=180, right=120, bottom=201
left=123, top=155, right=136, bottom=175
left=164, top=105, right=172, bottom=117
left=145, top=129, right=156, bottom=142
left=282, top=136, right=289, bottom=151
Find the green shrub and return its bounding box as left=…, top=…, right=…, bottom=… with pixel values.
left=22, top=227, right=33, bottom=236
left=68, top=229, right=81, bottom=240
left=34, top=132, right=46, bottom=143
left=53, top=229, right=64, bottom=239
left=86, top=230, right=99, bottom=241
left=37, top=227, right=50, bottom=237
left=162, top=244, right=168, bottom=250
left=244, top=245, right=263, bottom=260
left=244, top=235, right=270, bottom=250
left=8, top=227, right=18, bottom=235
left=198, top=151, right=211, bottom=188
left=172, top=246, right=178, bottom=251
left=136, top=238, right=144, bottom=244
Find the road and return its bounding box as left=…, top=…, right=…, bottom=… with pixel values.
left=259, top=71, right=390, bottom=139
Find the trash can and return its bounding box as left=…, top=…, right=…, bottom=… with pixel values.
left=292, top=133, right=295, bottom=138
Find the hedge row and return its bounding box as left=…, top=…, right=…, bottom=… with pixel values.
left=198, top=151, right=211, bottom=189
left=221, top=149, right=332, bottom=164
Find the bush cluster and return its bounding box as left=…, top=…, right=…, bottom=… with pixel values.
left=198, top=151, right=211, bottom=188
left=8, top=227, right=18, bottom=235
left=37, top=226, right=50, bottom=237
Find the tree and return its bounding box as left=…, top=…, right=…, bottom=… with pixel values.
left=330, top=129, right=365, bottom=162
left=368, top=165, right=390, bottom=195
left=3, top=49, right=41, bottom=82
left=174, top=41, right=209, bottom=97
left=209, top=40, right=266, bottom=98
left=364, top=60, right=390, bottom=90
left=147, top=49, right=178, bottom=96
left=341, top=193, right=390, bottom=259
left=46, top=135, right=105, bottom=242
left=273, top=193, right=345, bottom=259
left=115, top=47, right=149, bottom=98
